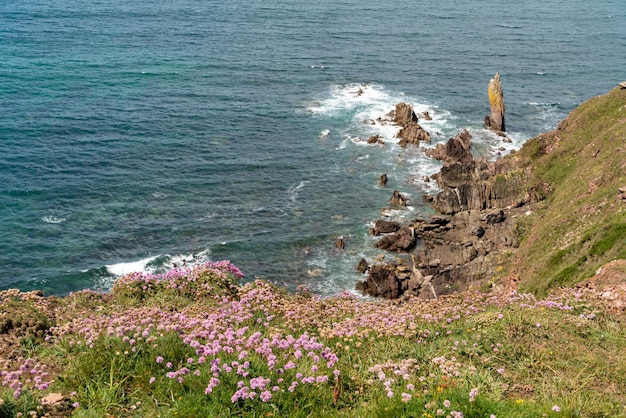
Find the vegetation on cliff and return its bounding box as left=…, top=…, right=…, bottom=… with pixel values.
left=1, top=260, right=625, bottom=417
left=508, top=86, right=626, bottom=295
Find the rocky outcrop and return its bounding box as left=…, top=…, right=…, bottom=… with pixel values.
left=374, top=226, right=416, bottom=253
left=390, top=103, right=431, bottom=147
left=367, top=135, right=385, bottom=145
left=370, top=220, right=401, bottom=236
left=485, top=73, right=505, bottom=132
left=357, top=127, right=552, bottom=300
left=389, top=190, right=410, bottom=206
left=424, top=130, right=538, bottom=215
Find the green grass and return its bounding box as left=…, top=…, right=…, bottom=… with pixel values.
left=2, top=264, right=626, bottom=417
left=510, top=86, right=626, bottom=294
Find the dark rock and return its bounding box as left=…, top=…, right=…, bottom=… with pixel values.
left=482, top=209, right=505, bottom=224
left=420, top=111, right=432, bottom=121
left=356, top=263, right=400, bottom=299
left=425, top=129, right=473, bottom=165
left=389, top=190, right=409, bottom=206
left=371, top=220, right=401, bottom=236
left=471, top=225, right=486, bottom=237
left=374, top=226, right=416, bottom=252
left=336, top=237, right=345, bottom=251
left=367, top=134, right=385, bottom=145
left=379, top=174, right=388, bottom=187
left=356, top=258, right=369, bottom=274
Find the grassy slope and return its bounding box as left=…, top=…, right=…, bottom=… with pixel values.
left=509, top=86, right=626, bottom=295
left=1, top=263, right=625, bottom=417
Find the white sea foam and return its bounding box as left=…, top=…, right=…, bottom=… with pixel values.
left=287, top=180, right=310, bottom=203
left=42, top=216, right=66, bottom=224
left=106, top=255, right=160, bottom=276
left=319, top=129, right=330, bottom=139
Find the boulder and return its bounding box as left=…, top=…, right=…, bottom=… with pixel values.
left=482, top=209, right=506, bottom=224
left=471, top=225, right=486, bottom=238
left=371, top=220, right=401, bottom=236
left=379, top=173, right=388, bottom=187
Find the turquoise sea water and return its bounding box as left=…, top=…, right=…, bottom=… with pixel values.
left=1, top=0, right=625, bottom=295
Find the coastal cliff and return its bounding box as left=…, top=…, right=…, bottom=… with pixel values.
left=0, top=86, right=625, bottom=417
left=357, top=85, right=626, bottom=300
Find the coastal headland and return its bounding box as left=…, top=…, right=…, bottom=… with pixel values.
left=0, top=85, right=625, bottom=417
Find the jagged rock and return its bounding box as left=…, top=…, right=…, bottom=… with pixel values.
left=371, top=220, right=401, bottom=236
left=392, top=102, right=431, bottom=147
left=336, top=237, right=345, bottom=250
left=425, top=129, right=473, bottom=164
left=367, top=134, right=385, bottom=145
left=420, top=111, right=432, bottom=121
left=482, top=209, right=505, bottom=224
left=393, top=102, right=419, bottom=126
left=379, top=173, right=388, bottom=187
left=398, top=124, right=431, bottom=147
left=485, top=73, right=506, bottom=132
left=389, top=190, right=409, bottom=206
left=356, top=263, right=400, bottom=299
left=375, top=226, right=416, bottom=252
left=356, top=258, right=369, bottom=274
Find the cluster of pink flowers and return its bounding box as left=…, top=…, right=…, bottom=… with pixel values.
left=0, top=358, right=52, bottom=399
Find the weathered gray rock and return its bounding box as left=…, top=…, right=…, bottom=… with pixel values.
left=355, top=263, right=400, bottom=299
left=482, top=209, right=506, bottom=224
left=374, top=226, right=416, bottom=252
left=389, top=190, right=409, bottom=206
left=370, top=220, right=401, bottom=236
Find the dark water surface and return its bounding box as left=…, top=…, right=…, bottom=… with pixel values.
left=1, top=0, right=624, bottom=295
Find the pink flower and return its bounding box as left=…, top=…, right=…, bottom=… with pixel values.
left=156, top=356, right=164, bottom=363
left=552, top=405, right=561, bottom=412
left=260, top=390, right=272, bottom=402
left=443, top=399, right=451, bottom=408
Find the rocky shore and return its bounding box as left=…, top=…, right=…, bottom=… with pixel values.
left=356, top=101, right=551, bottom=300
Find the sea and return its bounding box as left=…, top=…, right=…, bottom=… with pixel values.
left=1, top=0, right=625, bottom=296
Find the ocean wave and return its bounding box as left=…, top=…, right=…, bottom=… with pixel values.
left=42, top=216, right=66, bottom=224
left=287, top=180, right=310, bottom=203
left=105, top=255, right=160, bottom=277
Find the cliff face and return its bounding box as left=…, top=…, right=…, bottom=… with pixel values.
left=358, top=85, right=626, bottom=299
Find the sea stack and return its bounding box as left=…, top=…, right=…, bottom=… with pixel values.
left=485, top=73, right=505, bottom=132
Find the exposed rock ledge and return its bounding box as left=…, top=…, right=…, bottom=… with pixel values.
left=357, top=128, right=551, bottom=299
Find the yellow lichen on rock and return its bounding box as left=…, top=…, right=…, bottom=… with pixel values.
left=486, top=73, right=505, bottom=131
